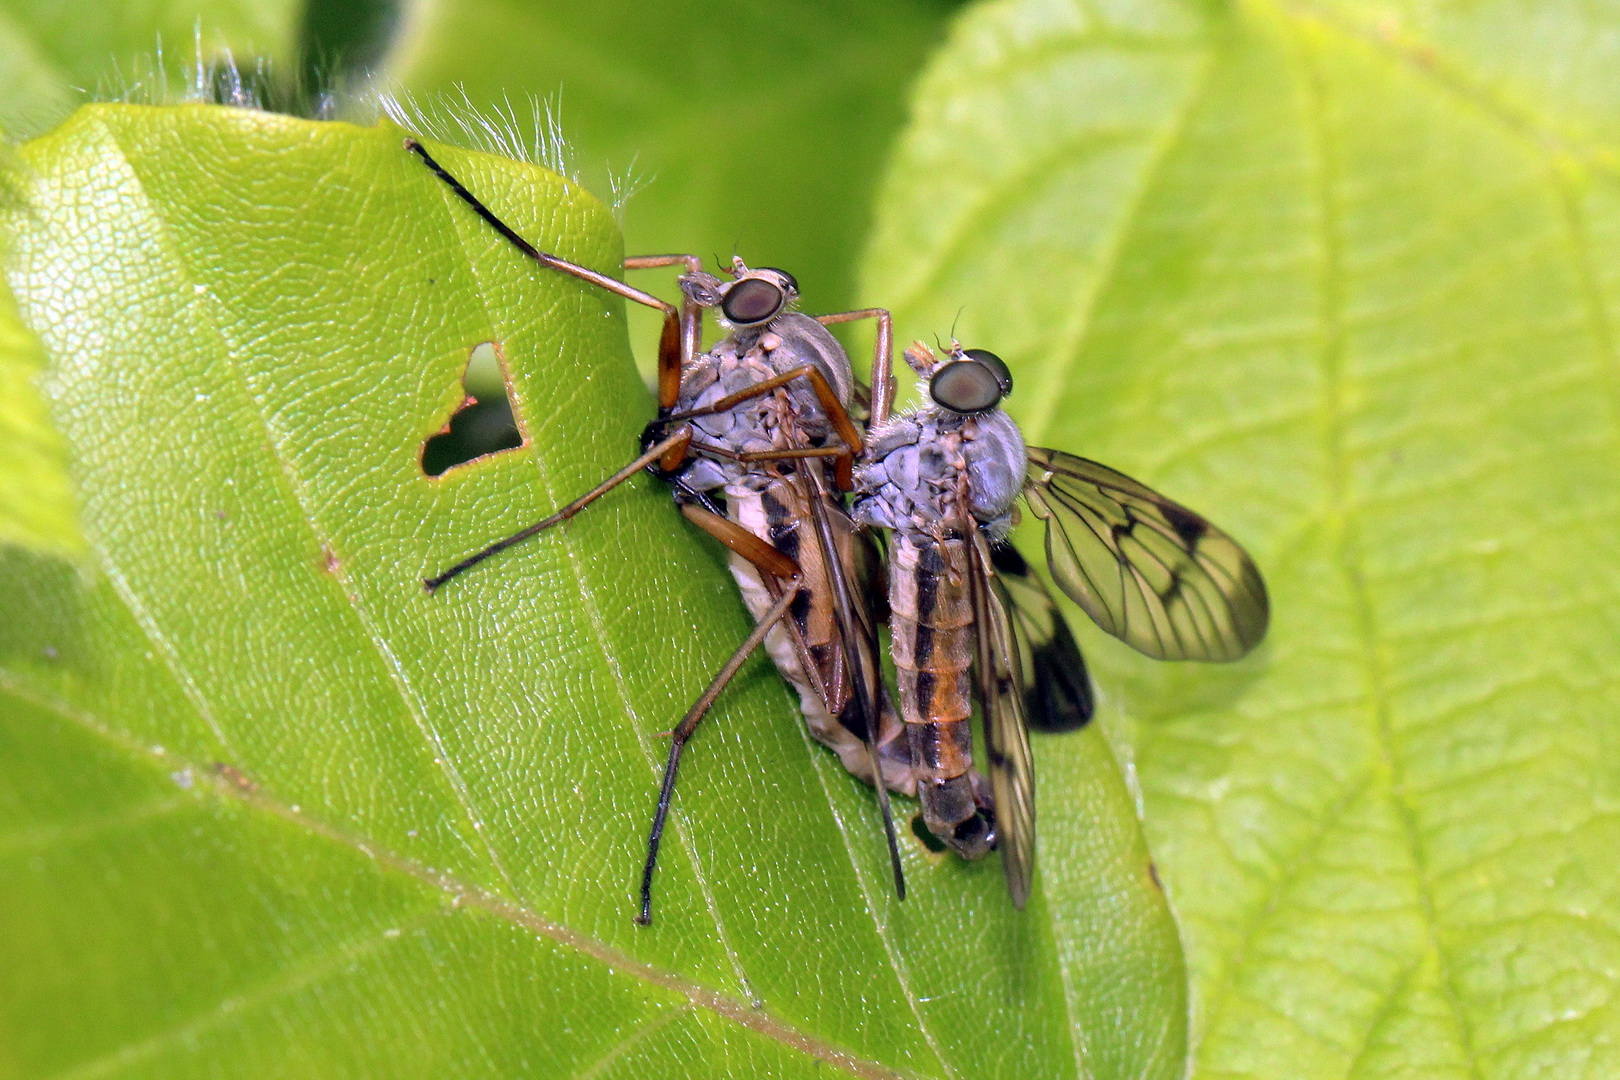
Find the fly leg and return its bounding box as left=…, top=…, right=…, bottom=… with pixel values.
left=803, top=467, right=907, bottom=901
left=424, top=427, right=694, bottom=592
left=404, top=139, right=700, bottom=409
left=816, top=308, right=895, bottom=425
left=666, top=364, right=864, bottom=489
left=623, top=255, right=704, bottom=409
left=638, top=510, right=804, bottom=925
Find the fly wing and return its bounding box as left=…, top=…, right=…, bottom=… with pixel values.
left=968, top=520, right=1037, bottom=909
left=799, top=467, right=907, bottom=900
left=988, top=543, right=1094, bottom=732
left=1023, top=446, right=1269, bottom=662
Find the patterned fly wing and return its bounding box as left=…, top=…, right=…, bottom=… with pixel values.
left=988, top=542, right=1095, bottom=733
left=1023, top=447, right=1269, bottom=662
left=967, top=523, right=1037, bottom=909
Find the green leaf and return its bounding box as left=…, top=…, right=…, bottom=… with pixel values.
left=0, top=104, right=1183, bottom=1078
left=382, top=0, right=958, bottom=370
left=0, top=0, right=304, bottom=138
left=0, top=266, right=79, bottom=557
left=865, top=1, right=1620, bottom=1077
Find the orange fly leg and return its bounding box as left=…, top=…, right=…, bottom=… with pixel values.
left=816, top=307, right=895, bottom=425
left=406, top=139, right=699, bottom=410
left=624, top=254, right=706, bottom=410
left=667, top=364, right=863, bottom=489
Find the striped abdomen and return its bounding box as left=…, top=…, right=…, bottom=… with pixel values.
left=888, top=532, right=995, bottom=858
left=728, top=477, right=913, bottom=795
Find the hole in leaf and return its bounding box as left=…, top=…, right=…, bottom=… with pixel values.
left=910, top=812, right=947, bottom=854
left=421, top=342, right=525, bottom=477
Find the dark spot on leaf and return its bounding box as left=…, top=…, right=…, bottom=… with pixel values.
left=321, top=545, right=340, bottom=575
left=421, top=342, right=526, bottom=477
left=212, top=762, right=258, bottom=793
left=1148, top=859, right=1163, bottom=891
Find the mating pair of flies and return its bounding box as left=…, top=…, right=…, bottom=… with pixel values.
left=407, top=138, right=1270, bottom=924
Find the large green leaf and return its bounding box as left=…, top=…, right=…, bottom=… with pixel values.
left=0, top=130, right=79, bottom=557
left=0, top=269, right=77, bottom=557
left=0, top=105, right=1183, bottom=1078
left=383, top=0, right=958, bottom=369
left=866, top=1, right=1620, bottom=1078
left=0, top=0, right=303, bottom=137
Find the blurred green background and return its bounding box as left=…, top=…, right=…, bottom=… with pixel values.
left=0, top=0, right=963, bottom=465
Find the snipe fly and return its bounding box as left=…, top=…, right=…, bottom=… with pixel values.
left=854, top=342, right=1269, bottom=906
left=404, top=139, right=909, bottom=923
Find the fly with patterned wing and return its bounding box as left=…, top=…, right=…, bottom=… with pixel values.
left=855, top=341, right=1268, bottom=907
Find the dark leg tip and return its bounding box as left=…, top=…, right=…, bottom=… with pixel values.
left=422, top=577, right=439, bottom=594
left=634, top=910, right=652, bottom=927
left=403, top=137, right=420, bottom=151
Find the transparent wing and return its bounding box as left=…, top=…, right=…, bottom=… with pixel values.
left=988, top=543, right=1095, bottom=732
left=968, top=522, right=1037, bottom=909
left=1024, top=447, right=1269, bottom=662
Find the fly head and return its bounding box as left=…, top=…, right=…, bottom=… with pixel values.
left=928, top=343, right=1013, bottom=415
left=680, top=257, right=798, bottom=328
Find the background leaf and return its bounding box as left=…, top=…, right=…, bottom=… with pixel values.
left=864, top=1, right=1620, bottom=1078
left=383, top=0, right=960, bottom=371
left=0, top=0, right=304, bottom=136
left=0, top=105, right=1184, bottom=1078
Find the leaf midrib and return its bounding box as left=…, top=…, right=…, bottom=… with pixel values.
left=4, top=115, right=918, bottom=1079
left=934, top=0, right=1620, bottom=1071
left=1291, top=24, right=1487, bottom=1074
left=0, top=674, right=915, bottom=1080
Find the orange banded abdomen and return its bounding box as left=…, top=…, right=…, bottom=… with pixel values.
left=888, top=532, right=994, bottom=858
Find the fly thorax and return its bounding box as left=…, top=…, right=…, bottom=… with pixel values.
left=856, top=408, right=1025, bottom=536
left=960, top=410, right=1026, bottom=528
left=854, top=410, right=967, bottom=532
left=765, top=313, right=855, bottom=405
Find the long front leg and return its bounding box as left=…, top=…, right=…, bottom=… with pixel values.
left=424, top=428, right=693, bottom=593
left=405, top=139, right=697, bottom=409
left=817, top=307, right=895, bottom=425
left=637, top=578, right=801, bottom=925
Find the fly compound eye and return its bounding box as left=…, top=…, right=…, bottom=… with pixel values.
left=755, top=267, right=798, bottom=295
left=721, top=277, right=786, bottom=324
left=930, top=360, right=1004, bottom=413
left=961, top=348, right=1013, bottom=396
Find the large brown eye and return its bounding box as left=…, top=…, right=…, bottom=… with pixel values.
left=721, top=278, right=785, bottom=324
left=930, top=360, right=1004, bottom=413
left=961, top=348, right=1012, bottom=395
left=755, top=267, right=798, bottom=294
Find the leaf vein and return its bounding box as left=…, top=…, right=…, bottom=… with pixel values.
left=419, top=175, right=758, bottom=1001
left=1291, top=27, right=1488, bottom=1080
left=0, top=673, right=912, bottom=1080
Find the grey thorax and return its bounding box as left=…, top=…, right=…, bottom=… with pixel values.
left=672, top=259, right=853, bottom=494
left=853, top=351, right=1026, bottom=539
